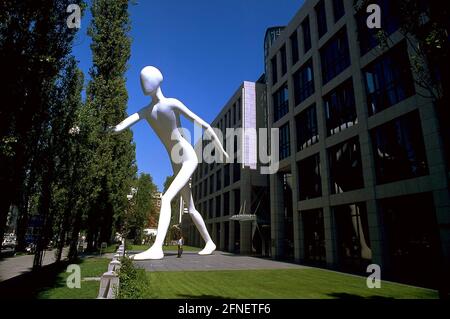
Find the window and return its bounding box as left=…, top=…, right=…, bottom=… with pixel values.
left=238, top=98, right=242, bottom=121
left=273, top=83, right=289, bottom=122
left=215, top=195, right=221, bottom=218
left=233, top=104, right=236, bottom=126
left=224, top=192, right=230, bottom=216
left=320, top=27, right=350, bottom=84
left=290, top=31, right=299, bottom=65
left=356, top=0, right=399, bottom=55
left=302, top=17, right=312, bottom=53
left=293, top=59, right=314, bottom=105
left=234, top=189, right=240, bottom=214
left=380, top=193, right=440, bottom=288
left=296, top=104, right=318, bottom=151
left=332, top=0, right=345, bottom=22
left=302, top=209, right=325, bottom=263
left=363, top=42, right=415, bottom=115
left=271, top=56, right=278, bottom=84
left=224, top=164, right=230, bottom=187
left=279, top=123, right=291, bottom=160
left=208, top=198, right=214, bottom=219
left=280, top=45, right=287, bottom=75
left=324, top=79, right=357, bottom=136
left=334, top=203, right=371, bottom=272
left=203, top=179, right=207, bottom=197
left=216, top=169, right=221, bottom=191
left=328, top=137, right=364, bottom=194
left=233, top=162, right=240, bottom=183
left=315, top=0, right=327, bottom=39
left=209, top=175, right=214, bottom=194
left=298, top=153, right=321, bottom=200
left=371, top=111, right=428, bottom=184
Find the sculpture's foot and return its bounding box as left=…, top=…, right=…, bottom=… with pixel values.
left=130, top=246, right=164, bottom=260
left=198, top=241, right=216, bottom=255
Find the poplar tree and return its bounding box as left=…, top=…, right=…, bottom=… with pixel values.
left=84, top=0, right=136, bottom=250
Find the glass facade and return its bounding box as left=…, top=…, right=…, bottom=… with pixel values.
left=215, top=195, right=221, bottom=218
left=271, top=56, right=278, bottom=85
left=224, top=192, right=230, bottom=216
left=380, top=193, right=440, bottom=288
left=295, top=104, right=319, bottom=151
left=328, top=137, right=364, bottom=194
left=302, top=209, right=326, bottom=263
left=281, top=45, right=287, bottom=76
left=324, top=78, right=357, bottom=136
left=298, top=153, right=322, bottom=200
left=371, top=111, right=428, bottom=184
left=302, top=16, right=311, bottom=53
left=279, top=123, right=291, bottom=160
left=320, top=27, right=350, bottom=84
left=315, top=0, right=327, bottom=39
left=363, top=42, right=415, bottom=115
left=332, top=0, right=345, bottom=22
left=356, top=0, right=399, bottom=55
left=273, top=83, right=289, bottom=122
left=293, top=59, right=315, bottom=106
left=334, top=203, right=371, bottom=272
left=290, top=30, right=299, bottom=65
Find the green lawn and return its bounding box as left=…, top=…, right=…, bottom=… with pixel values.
left=38, top=257, right=110, bottom=299
left=139, top=269, right=438, bottom=299
left=128, top=244, right=200, bottom=252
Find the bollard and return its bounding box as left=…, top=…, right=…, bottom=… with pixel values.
left=97, top=271, right=119, bottom=299
left=108, top=259, right=121, bottom=272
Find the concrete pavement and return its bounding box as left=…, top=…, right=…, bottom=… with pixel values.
left=132, top=250, right=310, bottom=272
left=0, top=248, right=68, bottom=282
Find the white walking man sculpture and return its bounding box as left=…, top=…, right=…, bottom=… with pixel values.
left=110, top=66, right=229, bottom=260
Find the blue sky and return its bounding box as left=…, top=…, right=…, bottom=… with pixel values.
left=73, top=0, right=304, bottom=191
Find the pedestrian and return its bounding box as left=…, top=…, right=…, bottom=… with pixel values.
left=177, top=236, right=184, bottom=258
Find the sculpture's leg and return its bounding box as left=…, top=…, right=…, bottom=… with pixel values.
left=131, top=160, right=197, bottom=260
left=180, top=186, right=216, bottom=255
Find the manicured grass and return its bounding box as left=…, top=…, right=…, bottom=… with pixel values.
left=38, top=257, right=110, bottom=299
left=128, top=244, right=200, bottom=252
left=140, top=269, right=438, bottom=299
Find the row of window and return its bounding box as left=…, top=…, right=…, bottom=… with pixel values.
left=273, top=26, right=351, bottom=123
left=296, top=110, right=428, bottom=201
left=193, top=163, right=241, bottom=201
left=194, top=189, right=241, bottom=219
left=271, top=0, right=347, bottom=86
left=211, top=98, right=242, bottom=138
left=279, top=76, right=358, bottom=160
left=302, top=192, right=439, bottom=288
left=275, top=42, right=415, bottom=156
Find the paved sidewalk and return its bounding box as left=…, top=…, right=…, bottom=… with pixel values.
left=133, top=250, right=310, bottom=272
left=0, top=248, right=68, bottom=282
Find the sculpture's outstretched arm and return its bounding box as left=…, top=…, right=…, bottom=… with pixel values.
left=171, top=99, right=229, bottom=160
left=110, top=107, right=147, bottom=134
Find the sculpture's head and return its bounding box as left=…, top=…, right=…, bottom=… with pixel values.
left=140, top=66, right=163, bottom=96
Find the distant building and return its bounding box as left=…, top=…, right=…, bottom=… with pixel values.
left=184, top=81, right=271, bottom=255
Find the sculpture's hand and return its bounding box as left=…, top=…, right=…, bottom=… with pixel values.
left=105, top=126, right=117, bottom=134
